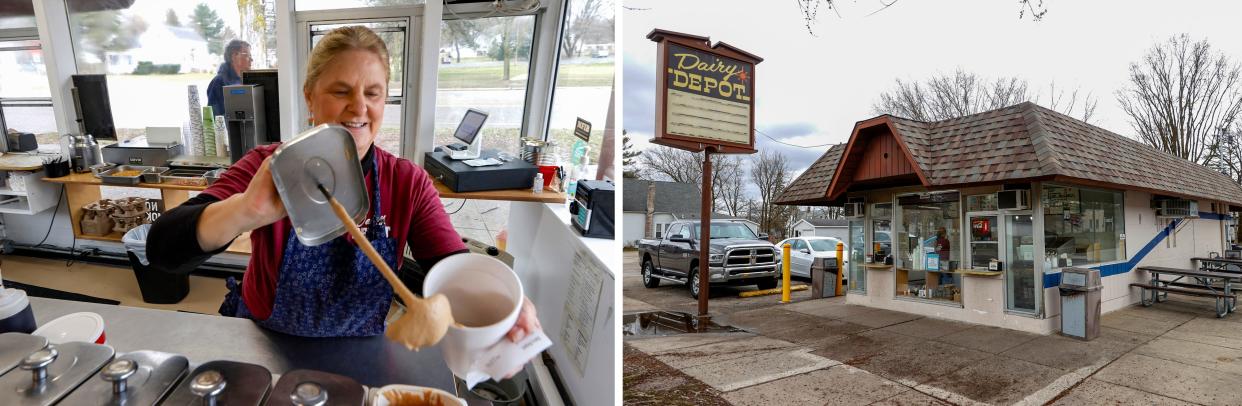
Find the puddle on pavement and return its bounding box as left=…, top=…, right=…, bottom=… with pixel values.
left=623, top=311, right=747, bottom=336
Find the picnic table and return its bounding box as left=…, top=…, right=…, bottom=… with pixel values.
left=1191, top=256, right=1242, bottom=273
left=1133, top=266, right=1240, bottom=318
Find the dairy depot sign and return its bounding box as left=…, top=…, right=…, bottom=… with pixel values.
left=647, top=29, right=763, bottom=154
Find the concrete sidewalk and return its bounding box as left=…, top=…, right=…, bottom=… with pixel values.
left=624, top=295, right=1242, bottom=405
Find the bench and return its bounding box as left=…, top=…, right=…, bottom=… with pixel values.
left=1129, top=283, right=1236, bottom=318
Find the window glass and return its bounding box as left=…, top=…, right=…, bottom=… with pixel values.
left=792, top=239, right=807, bottom=252
left=1042, top=184, right=1125, bottom=268
left=808, top=239, right=839, bottom=252
left=967, top=193, right=998, bottom=212
left=848, top=219, right=866, bottom=291
left=435, top=15, right=534, bottom=159
left=0, top=39, right=57, bottom=143
left=969, top=216, right=999, bottom=269
left=692, top=223, right=757, bottom=240
left=0, top=0, right=36, bottom=29
left=296, top=0, right=423, bottom=11
left=871, top=203, right=892, bottom=259
left=896, top=193, right=961, bottom=304
left=66, top=0, right=278, bottom=140
left=545, top=0, right=613, bottom=174
left=309, top=20, right=406, bottom=156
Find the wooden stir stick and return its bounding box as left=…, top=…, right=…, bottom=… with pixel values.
left=317, top=184, right=456, bottom=350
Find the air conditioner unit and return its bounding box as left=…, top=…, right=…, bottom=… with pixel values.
left=997, top=190, right=1029, bottom=210
left=844, top=202, right=864, bottom=218
left=1156, top=199, right=1199, bottom=218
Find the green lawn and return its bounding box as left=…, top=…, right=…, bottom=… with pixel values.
left=438, top=61, right=613, bottom=89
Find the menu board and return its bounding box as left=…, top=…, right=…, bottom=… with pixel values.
left=561, top=248, right=607, bottom=375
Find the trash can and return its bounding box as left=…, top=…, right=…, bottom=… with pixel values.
left=1058, top=267, right=1102, bottom=340
left=811, top=258, right=839, bottom=298
left=123, top=224, right=189, bottom=304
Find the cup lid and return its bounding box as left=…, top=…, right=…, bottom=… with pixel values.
left=33, top=312, right=104, bottom=344
left=0, top=288, right=29, bottom=319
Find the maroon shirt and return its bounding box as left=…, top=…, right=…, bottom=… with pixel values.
left=201, top=145, right=465, bottom=320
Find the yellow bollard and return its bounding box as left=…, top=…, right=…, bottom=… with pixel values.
left=836, top=242, right=845, bottom=296
left=781, top=243, right=792, bottom=303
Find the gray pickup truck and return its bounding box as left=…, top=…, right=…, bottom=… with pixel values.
left=635, top=220, right=780, bottom=298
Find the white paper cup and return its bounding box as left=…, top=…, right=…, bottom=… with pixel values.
left=423, top=253, right=523, bottom=378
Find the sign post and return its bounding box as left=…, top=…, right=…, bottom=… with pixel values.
left=648, top=29, right=762, bottom=325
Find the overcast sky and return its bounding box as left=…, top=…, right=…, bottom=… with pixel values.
left=622, top=0, right=1242, bottom=181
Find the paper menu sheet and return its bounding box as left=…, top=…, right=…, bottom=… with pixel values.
left=561, top=248, right=606, bottom=375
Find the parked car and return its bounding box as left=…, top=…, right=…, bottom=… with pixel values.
left=776, top=237, right=848, bottom=279
left=636, top=220, right=781, bottom=299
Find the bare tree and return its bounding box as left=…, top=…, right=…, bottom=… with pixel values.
left=750, top=151, right=792, bottom=236
left=715, top=155, right=746, bottom=217
left=1117, top=34, right=1242, bottom=166
left=562, top=0, right=612, bottom=58
left=872, top=68, right=1098, bottom=123
left=637, top=145, right=745, bottom=214
left=796, top=0, right=1045, bottom=36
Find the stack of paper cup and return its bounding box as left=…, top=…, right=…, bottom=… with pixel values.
left=187, top=85, right=204, bottom=156
left=201, top=107, right=217, bottom=157
left=214, top=115, right=228, bottom=157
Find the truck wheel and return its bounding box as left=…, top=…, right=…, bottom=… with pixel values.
left=642, top=259, right=660, bottom=288
left=689, top=266, right=702, bottom=299
left=757, top=277, right=778, bottom=290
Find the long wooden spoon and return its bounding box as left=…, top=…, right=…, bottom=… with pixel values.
left=317, top=184, right=455, bottom=350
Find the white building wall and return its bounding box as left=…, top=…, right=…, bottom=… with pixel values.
left=814, top=226, right=849, bottom=242
left=622, top=212, right=678, bottom=247
left=845, top=185, right=1233, bottom=335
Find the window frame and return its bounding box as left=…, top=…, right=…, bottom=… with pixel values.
left=1039, top=182, right=1128, bottom=270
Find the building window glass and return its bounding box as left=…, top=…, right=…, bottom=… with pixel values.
left=871, top=203, right=892, bottom=260
left=435, top=15, right=534, bottom=159
left=848, top=219, right=866, bottom=292
left=296, top=0, right=424, bottom=11
left=66, top=0, right=278, bottom=140
left=896, top=192, right=962, bottom=304
left=654, top=223, right=665, bottom=239
left=1041, top=184, right=1125, bottom=268
left=0, top=38, right=57, bottom=144
left=309, top=20, right=406, bottom=156
left=968, top=215, right=999, bottom=269
left=544, top=0, right=613, bottom=173
left=967, top=193, right=998, bottom=212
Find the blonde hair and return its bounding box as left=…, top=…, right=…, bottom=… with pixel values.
left=303, top=26, right=390, bottom=96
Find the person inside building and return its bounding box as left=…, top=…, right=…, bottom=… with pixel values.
left=206, top=39, right=252, bottom=117
left=148, top=27, right=541, bottom=353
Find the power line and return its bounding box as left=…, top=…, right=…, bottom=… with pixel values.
left=754, top=128, right=837, bottom=149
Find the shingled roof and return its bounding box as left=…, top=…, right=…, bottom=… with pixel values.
left=774, top=143, right=846, bottom=205
left=778, top=102, right=1242, bottom=206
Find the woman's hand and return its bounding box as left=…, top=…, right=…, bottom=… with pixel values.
left=196, top=157, right=287, bottom=251
left=236, top=156, right=287, bottom=230
left=506, top=296, right=541, bottom=342
left=502, top=296, right=541, bottom=379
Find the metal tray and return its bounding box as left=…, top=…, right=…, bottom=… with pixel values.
left=270, top=124, right=368, bottom=246
left=100, top=165, right=154, bottom=185
left=140, top=167, right=169, bottom=183
left=163, top=360, right=271, bottom=406
left=163, top=168, right=210, bottom=187
left=58, top=350, right=188, bottom=406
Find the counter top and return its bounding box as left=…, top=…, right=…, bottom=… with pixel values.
left=864, top=264, right=894, bottom=270
left=433, top=178, right=566, bottom=204
left=43, top=172, right=215, bottom=191
left=28, top=297, right=455, bottom=390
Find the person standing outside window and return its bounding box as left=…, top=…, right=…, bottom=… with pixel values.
left=207, top=40, right=252, bottom=117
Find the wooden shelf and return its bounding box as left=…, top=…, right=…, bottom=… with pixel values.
left=44, top=172, right=213, bottom=191
left=432, top=178, right=566, bottom=204
left=864, top=264, right=894, bottom=270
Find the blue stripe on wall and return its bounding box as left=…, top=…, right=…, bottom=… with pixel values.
left=1038, top=213, right=1212, bottom=286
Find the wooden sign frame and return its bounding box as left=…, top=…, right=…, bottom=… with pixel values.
left=647, top=29, right=763, bottom=154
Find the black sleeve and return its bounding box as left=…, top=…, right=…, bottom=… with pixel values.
left=147, top=193, right=233, bottom=274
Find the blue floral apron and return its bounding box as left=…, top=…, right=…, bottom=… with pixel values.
left=220, top=158, right=396, bottom=337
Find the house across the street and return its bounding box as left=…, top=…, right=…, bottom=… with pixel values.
left=791, top=218, right=849, bottom=241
